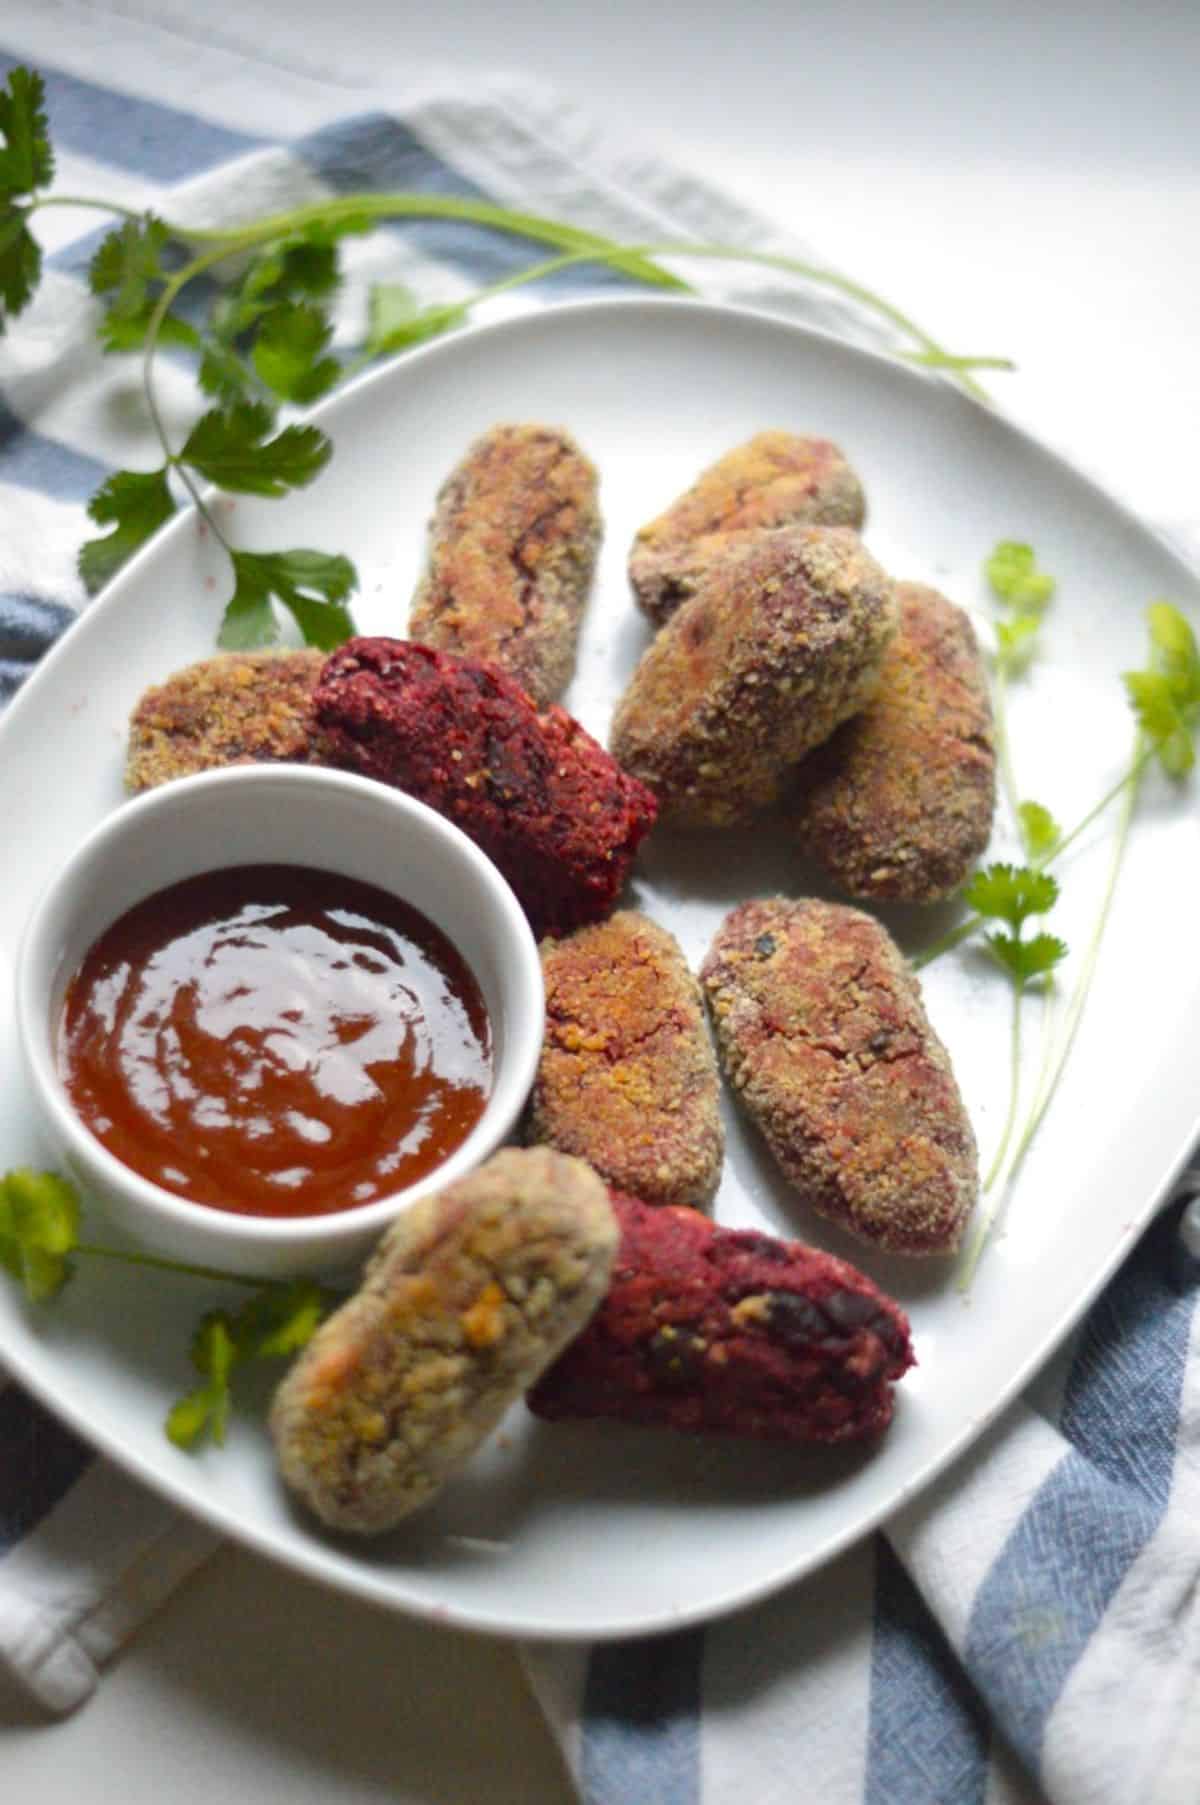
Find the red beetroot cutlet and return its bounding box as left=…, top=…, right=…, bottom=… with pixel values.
left=528, top=1193, right=914, bottom=1443
left=314, top=639, right=657, bottom=938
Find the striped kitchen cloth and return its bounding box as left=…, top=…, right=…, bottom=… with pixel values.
left=2, top=8, right=1199, bottom=1800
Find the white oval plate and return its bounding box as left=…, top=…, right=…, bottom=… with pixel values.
left=2, top=298, right=1199, bottom=1641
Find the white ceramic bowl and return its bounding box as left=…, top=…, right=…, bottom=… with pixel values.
left=15, top=764, right=544, bottom=1277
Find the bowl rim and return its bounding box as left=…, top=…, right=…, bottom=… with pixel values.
left=15, top=762, right=545, bottom=1262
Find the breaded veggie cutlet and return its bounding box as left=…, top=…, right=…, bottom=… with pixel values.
left=528, top=1191, right=913, bottom=1443
left=409, top=423, right=601, bottom=707
left=270, top=1148, right=618, bottom=1533
left=125, top=649, right=323, bottom=793
left=700, top=898, right=977, bottom=1256
left=788, top=582, right=996, bottom=902
left=527, top=911, right=724, bottom=1209
left=313, top=638, right=657, bottom=939
left=629, top=431, right=866, bottom=625
left=609, top=526, right=897, bottom=828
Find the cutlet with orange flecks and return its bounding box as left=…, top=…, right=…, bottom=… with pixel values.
left=527, top=911, right=723, bottom=1208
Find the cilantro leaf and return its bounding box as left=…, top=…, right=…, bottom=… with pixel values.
left=180, top=404, right=332, bottom=496
left=79, top=466, right=176, bottom=595
left=251, top=301, right=340, bottom=403
left=88, top=214, right=169, bottom=321
left=0, top=1168, right=80, bottom=1303
left=985, top=929, right=1068, bottom=986
left=166, top=1314, right=237, bottom=1449
left=0, top=67, right=53, bottom=198
left=994, top=612, right=1041, bottom=674
left=0, top=205, right=41, bottom=322
left=78, top=466, right=176, bottom=594
left=209, top=238, right=342, bottom=351
left=197, top=340, right=256, bottom=406
left=985, top=541, right=1056, bottom=610
left=1017, top=800, right=1061, bottom=861
left=231, top=1280, right=331, bottom=1360
left=1148, top=599, right=1199, bottom=673
left=366, top=282, right=468, bottom=356
left=963, top=862, right=1059, bottom=930
left=220, top=547, right=357, bottom=649
left=166, top=1282, right=331, bottom=1450
left=101, top=306, right=201, bottom=354
left=1124, top=602, right=1200, bottom=776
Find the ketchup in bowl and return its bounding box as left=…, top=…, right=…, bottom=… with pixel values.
left=56, top=864, right=493, bottom=1219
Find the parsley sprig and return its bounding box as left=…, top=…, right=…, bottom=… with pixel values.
left=0, top=67, right=53, bottom=320
left=0, top=1167, right=337, bottom=1449
left=934, top=593, right=1199, bottom=1285
left=960, top=865, right=1066, bottom=1218
left=1, top=62, right=1011, bottom=646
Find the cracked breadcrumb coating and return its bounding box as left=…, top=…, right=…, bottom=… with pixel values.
left=609, top=526, right=897, bottom=828
left=700, top=898, right=977, bottom=1255
left=313, top=638, right=657, bottom=939
left=788, top=582, right=996, bottom=902
left=270, top=1148, right=617, bottom=1533
left=125, top=649, right=323, bottom=793
left=527, top=911, right=724, bottom=1209
left=629, top=432, right=866, bottom=624
left=409, top=424, right=601, bottom=706
left=528, top=1191, right=913, bottom=1442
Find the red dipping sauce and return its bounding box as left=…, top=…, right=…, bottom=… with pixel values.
left=56, top=865, right=493, bottom=1219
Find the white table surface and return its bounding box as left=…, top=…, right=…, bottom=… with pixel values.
left=2, top=1, right=1197, bottom=1798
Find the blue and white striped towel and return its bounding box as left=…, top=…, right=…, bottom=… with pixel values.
left=3, top=9, right=1200, bottom=1800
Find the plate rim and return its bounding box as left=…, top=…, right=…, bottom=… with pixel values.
left=3, top=292, right=1199, bottom=1641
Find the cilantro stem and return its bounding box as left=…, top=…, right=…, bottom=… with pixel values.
left=1044, top=739, right=1155, bottom=867
left=913, top=736, right=1154, bottom=972
left=171, top=195, right=690, bottom=285
left=991, top=661, right=1022, bottom=829
left=958, top=739, right=1144, bottom=1289
left=74, top=1241, right=280, bottom=1288
left=1006, top=737, right=1144, bottom=1175
left=31, top=193, right=145, bottom=223
left=380, top=238, right=1006, bottom=400
left=982, top=979, right=1024, bottom=1193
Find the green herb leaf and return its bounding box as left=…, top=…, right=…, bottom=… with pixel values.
left=366, top=282, right=468, bottom=356
left=1148, top=599, right=1199, bottom=673
left=1124, top=668, right=1181, bottom=743
left=251, top=301, right=340, bottom=403
left=88, top=214, right=169, bottom=321
left=0, top=66, right=53, bottom=198
left=220, top=547, right=357, bottom=650
left=197, top=340, right=256, bottom=406
left=231, top=1280, right=331, bottom=1360
left=211, top=238, right=343, bottom=351
left=266, top=237, right=340, bottom=300
left=994, top=612, right=1042, bottom=675
left=0, top=1168, right=80, bottom=1303
left=180, top=403, right=332, bottom=496
left=100, top=305, right=201, bottom=354
left=985, top=929, right=1068, bottom=986
left=167, top=1314, right=238, bottom=1449
left=963, top=862, right=1059, bottom=930
left=0, top=204, right=41, bottom=322
left=78, top=466, right=176, bottom=595
left=167, top=1283, right=331, bottom=1450
left=1123, top=604, right=1200, bottom=776
left=985, top=540, right=1056, bottom=610
left=1017, top=800, right=1061, bottom=861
